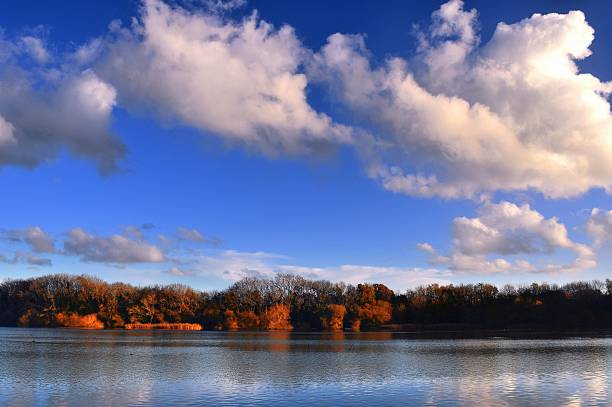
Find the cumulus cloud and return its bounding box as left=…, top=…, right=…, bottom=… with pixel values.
left=98, top=0, right=350, bottom=155
left=312, top=0, right=612, bottom=199
left=453, top=201, right=592, bottom=257
left=586, top=208, right=612, bottom=247
left=419, top=201, right=596, bottom=274
left=5, top=226, right=56, bottom=253
left=64, top=227, right=165, bottom=263
left=0, top=33, right=124, bottom=173
left=4, top=0, right=610, bottom=201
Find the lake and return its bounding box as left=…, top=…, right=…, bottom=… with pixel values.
left=0, top=328, right=610, bottom=406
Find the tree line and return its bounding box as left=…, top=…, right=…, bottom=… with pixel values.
left=1, top=274, right=611, bottom=331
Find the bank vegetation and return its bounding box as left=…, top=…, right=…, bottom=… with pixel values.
left=1, top=274, right=611, bottom=331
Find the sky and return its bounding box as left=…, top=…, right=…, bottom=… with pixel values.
left=0, top=0, right=610, bottom=291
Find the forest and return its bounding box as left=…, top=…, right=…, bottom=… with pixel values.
left=1, top=274, right=612, bottom=331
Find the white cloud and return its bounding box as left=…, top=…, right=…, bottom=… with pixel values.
left=416, top=242, right=435, bottom=254
left=312, top=0, right=612, bottom=199
left=177, top=227, right=205, bottom=242
left=165, top=266, right=194, bottom=276
left=453, top=201, right=591, bottom=257
left=187, top=250, right=284, bottom=281
left=157, top=234, right=172, bottom=244
left=202, top=0, right=247, bottom=14
left=283, top=264, right=451, bottom=290
left=2, top=251, right=52, bottom=267
left=3, top=0, right=610, bottom=201
left=0, top=116, right=16, bottom=146
left=7, top=226, right=56, bottom=253
left=419, top=201, right=596, bottom=274
left=176, top=249, right=449, bottom=290
left=19, top=36, right=50, bottom=64
left=1, top=226, right=55, bottom=266
left=586, top=208, right=612, bottom=247
left=123, top=225, right=145, bottom=241
left=0, top=37, right=124, bottom=173
left=99, top=0, right=350, bottom=155
left=64, top=227, right=165, bottom=263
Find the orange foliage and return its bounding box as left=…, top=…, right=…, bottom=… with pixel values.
left=124, top=323, right=202, bottom=330
left=350, top=318, right=361, bottom=332
left=321, top=304, right=346, bottom=331
left=223, top=310, right=239, bottom=330
left=260, top=304, right=292, bottom=330
left=55, top=313, right=105, bottom=329
left=358, top=300, right=392, bottom=326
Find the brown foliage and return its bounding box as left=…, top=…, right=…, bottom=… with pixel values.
left=237, top=310, right=260, bottom=329
left=124, top=323, right=202, bottom=330
left=260, top=304, right=293, bottom=330
left=321, top=304, right=346, bottom=331
left=17, top=310, right=48, bottom=327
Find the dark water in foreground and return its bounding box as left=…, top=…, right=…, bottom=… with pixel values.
left=0, top=328, right=611, bottom=406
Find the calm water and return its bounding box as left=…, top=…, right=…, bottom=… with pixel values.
left=0, top=328, right=611, bottom=406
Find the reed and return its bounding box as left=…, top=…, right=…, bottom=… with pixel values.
left=55, top=313, right=105, bottom=329
left=124, top=323, right=203, bottom=331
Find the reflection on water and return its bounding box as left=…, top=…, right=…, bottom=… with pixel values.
left=0, top=328, right=610, bottom=406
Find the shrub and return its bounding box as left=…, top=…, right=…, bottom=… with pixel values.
left=237, top=311, right=260, bottom=329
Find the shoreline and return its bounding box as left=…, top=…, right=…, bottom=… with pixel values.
left=4, top=325, right=612, bottom=339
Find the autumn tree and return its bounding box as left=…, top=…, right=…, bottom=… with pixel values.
left=320, top=304, right=346, bottom=331
left=260, top=304, right=293, bottom=330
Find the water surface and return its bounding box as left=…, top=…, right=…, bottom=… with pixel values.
left=0, top=328, right=610, bottom=406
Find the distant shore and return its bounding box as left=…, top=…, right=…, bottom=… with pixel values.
left=2, top=274, right=611, bottom=332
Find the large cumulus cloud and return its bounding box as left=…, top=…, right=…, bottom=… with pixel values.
left=312, top=0, right=612, bottom=199
left=97, top=0, right=351, bottom=155
left=1, top=0, right=610, bottom=201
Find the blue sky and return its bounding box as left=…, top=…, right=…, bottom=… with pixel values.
left=0, top=0, right=610, bottom=290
